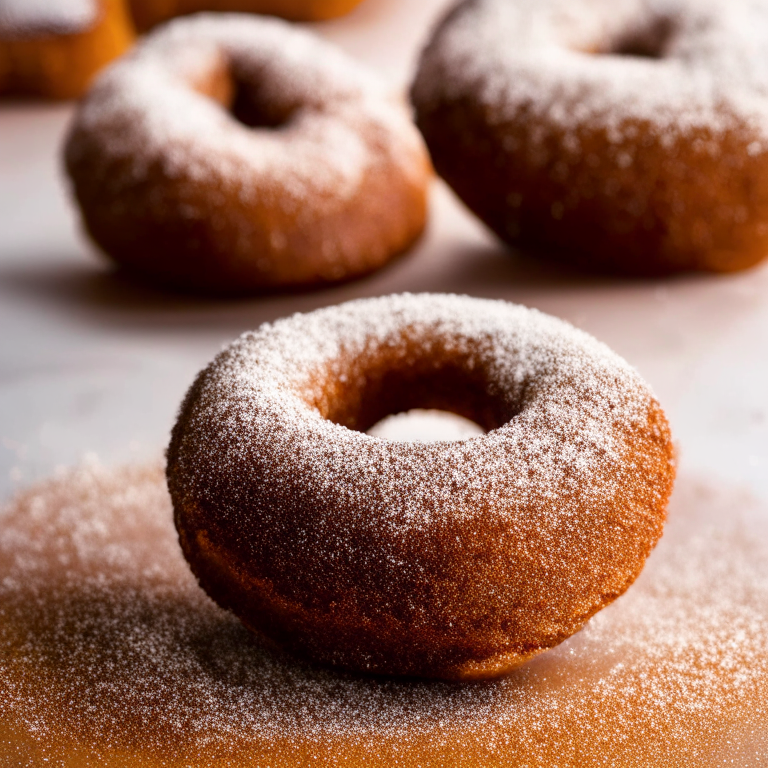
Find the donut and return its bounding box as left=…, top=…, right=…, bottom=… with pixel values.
left=64, top=14, right=431, bottom=294
left=411, top=0, right=768, bottom=275
left=0, top=0, right=134, bottom=100
left=166, top=293, right=676, bottom=680
left=129, top=0, right=366, bottom=32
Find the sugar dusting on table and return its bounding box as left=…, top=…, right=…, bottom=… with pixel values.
left=0, top=287, right=766, bottom=764
left=0, top=463, right=766, bottom=765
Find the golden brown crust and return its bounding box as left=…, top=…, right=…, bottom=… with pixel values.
left=0, top=0, right=134, bottom=100
left=167, top=294, right=676, bottom=680
left=71, top=145, right=429, bottom=294
left=64, top=15, right=431, bottom=294
left=129, top=0, right=365, bottom=31
left=415, top=98, right=768, bottom=276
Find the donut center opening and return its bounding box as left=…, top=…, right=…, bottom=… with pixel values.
left=308, top=345, right=520, bottom=439
left=229, top=79, right=295, bottom=129
left=604, top=16, right=675, bottom=58
left=199, top=60, right=297, bottom=130
left=367, top=410, right=486, bottom=442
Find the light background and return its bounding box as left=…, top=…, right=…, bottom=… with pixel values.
left=1, top=0, right=767, bottom=503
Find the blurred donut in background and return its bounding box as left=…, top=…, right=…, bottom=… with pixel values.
left=0, top=0, right=134, bottom=100
left=412, top=0, right=768, bottom=275
left=64, top=14, right=431, bottom=294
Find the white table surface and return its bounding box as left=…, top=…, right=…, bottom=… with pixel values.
left=1, top=0, right=767, bottom=505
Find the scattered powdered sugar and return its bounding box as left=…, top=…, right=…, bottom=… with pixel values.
left=412, top=0, right=768, bottom=150
left=0, top=0, right=98, bottom=38
left=0, top=461, right=766, bottom=765
left=65, top=13, right=426, bottom=211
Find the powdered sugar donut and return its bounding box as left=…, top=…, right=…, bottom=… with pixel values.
left=0, top=0, right=134, bottom=100
left=412, top=0, right=768, bottom=275
left=129, top=0, right=367, bottom=32
left=167, top=293, right=676, bottom=680
left=64, top=14, right=431, bottom=293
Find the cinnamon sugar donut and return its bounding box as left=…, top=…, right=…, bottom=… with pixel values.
left=129, top=0, right=366, bottom=31
left=167, top=294, right=676, bottom=680
left=412, top=0, right=768, bottom=275
left=0, top=0, right=134, bottom=100
left=64, top=15, right=430, bottom=294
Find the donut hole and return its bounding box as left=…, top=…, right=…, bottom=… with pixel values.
left=229, top=78, right=296, bottom=129
left=310, top=348, right=520, bottom=437
left=606, top=16, right=676, bottom=58
left=202, top=61, right=297, bottom=129
left=367, top=409, right=486, bottom=442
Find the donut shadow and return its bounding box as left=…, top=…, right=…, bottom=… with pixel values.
left=1, top=259, right=203, bottom=310
left=0, top=258, right=374, bottom=333
left=0, top=97, right=71, bottom=111
left=394, top=238, right=696, bottom=301
left=0, top=232, right=735, bottom=337
left=423, top=242, right=611, bottom=294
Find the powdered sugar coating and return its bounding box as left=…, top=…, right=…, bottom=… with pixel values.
left=167, top=294, right=675, bottom=679
left=413, top=0, right=768, bottom=149
left=0, top=463, right=765, bottom=765
left=0, top=0, right=98, bottom=38
left=68, top=13, right=410, bottom=196
left=176, top=293, right=662, bottom=527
